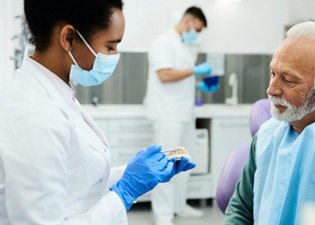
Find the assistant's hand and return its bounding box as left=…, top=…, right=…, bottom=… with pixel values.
left=110, top=145, right=176, bottom=210
left=194, top=62, right=212, bottom=76
left=197, top=80, right=219, bottom=93
left=174, top=157, right=196, bottom=174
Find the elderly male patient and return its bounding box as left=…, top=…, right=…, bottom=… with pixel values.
left=224, top=21, right=315, bottom=225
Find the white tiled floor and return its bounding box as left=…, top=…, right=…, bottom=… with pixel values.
left=128, top=201, right=225, bottom=225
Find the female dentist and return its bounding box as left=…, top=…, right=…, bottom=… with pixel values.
left=0, top=0, right=195, bottom=224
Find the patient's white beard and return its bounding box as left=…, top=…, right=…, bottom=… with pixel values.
left=269, top=88, right=315, bottom=122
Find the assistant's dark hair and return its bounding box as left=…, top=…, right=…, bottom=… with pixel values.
left=24, top=0, right=123, bottom=51
left=184, top=6, right=207, bottom=28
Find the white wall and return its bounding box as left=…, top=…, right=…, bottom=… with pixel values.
left=0, top=0, right=23, bottom=86
left=120, top=0, right=290, bottom=54
left=289, top=0, right=315, bottom=23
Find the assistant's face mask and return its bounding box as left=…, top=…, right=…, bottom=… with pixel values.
left=68, top=30, right=120, bottom=87
left=182, top=27, right=198, bottom=44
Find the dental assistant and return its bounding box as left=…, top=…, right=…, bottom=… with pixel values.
left=0, top=0, right=195, bottom=224
left=144, top=6, right=210, bottom=225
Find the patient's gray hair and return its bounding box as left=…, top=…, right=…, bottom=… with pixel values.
left=286, top=21, right=315, bottom=39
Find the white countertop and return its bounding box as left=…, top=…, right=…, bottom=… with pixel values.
left=83, top=104, right=252, bottom=119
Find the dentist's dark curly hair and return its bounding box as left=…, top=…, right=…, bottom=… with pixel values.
left=24, top=0, right=123, bottom=51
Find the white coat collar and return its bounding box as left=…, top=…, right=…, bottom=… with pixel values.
left=20, top=57, right=110, bottom=153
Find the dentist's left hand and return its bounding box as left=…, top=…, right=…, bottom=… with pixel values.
left=110, top=145, right=177, bottom=210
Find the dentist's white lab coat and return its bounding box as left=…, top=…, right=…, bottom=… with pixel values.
left=0, top=59, right=128, bottom=225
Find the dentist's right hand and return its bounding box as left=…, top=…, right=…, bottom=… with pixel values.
left=110, top=145, right=182, bottom=210
left=194, top=62, right=212, bottom=76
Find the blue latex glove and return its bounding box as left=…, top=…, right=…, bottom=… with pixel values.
left=174, top=157, right=196, bottom=174
left=194, top=62, right=212, bottom=76
left=197, top=80, right=219, bottom=93
left=110, top=145, right=177, bottom=210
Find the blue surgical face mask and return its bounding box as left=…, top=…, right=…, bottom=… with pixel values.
left=68, top=30, right=120, bottom=87
left=182, top=29, right=198, bottom=44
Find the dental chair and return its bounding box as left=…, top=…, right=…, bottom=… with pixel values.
left=215, top=99, right=271, bottom=213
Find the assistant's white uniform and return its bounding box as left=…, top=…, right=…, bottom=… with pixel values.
left=144, top=29, right=197, bottom=223
left=144, top=29, right=197, bottom=123
left=0, top=58, right=128, bottom=225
